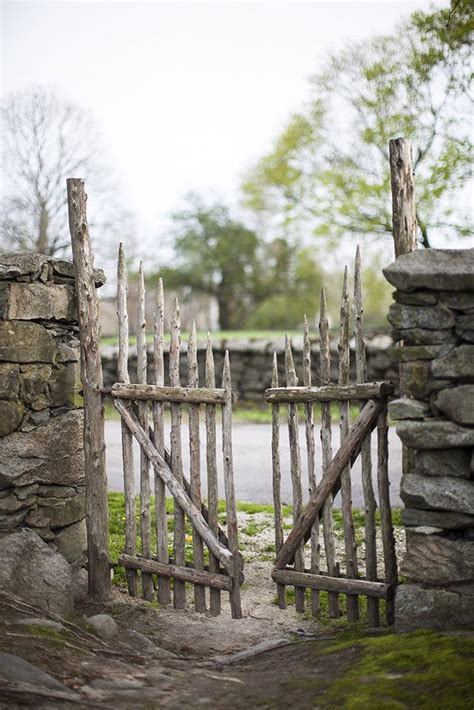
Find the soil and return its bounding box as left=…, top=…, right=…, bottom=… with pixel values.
left=0, top=511, right=408, bottom=709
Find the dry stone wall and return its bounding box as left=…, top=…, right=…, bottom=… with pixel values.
left=384, top=248, right=474, bottom=631
left=101, top=331, right=396, bottom=402
left=0, top=254, right=104, bottom=572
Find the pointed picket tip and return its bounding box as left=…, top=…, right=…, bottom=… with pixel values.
left=188, top=320, right=197, bottom=358
left=205, top=333, right=215, bottom=387
left=118, top=242, right=125, bottom=269
left=319, top=289, right=329, bottom=331
left=157, top=276, right=164, bottom=302
left=171, top=296, right=181, bottom=329
left=342, top=265, right=348, bottom=295
left=284, top=336, right=298, bottom=386
left=303, top=314, right=310, bottom=343
left=272, top=351, right=279, bottom=387
left=223, top=349, right=232, bottom=389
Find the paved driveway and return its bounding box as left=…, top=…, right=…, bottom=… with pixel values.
left=106, top=420, right=403, bottom=508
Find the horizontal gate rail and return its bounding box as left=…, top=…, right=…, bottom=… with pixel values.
left=264, top=381, right=394, bottom=404
left=111, top=383, right=227, bottom=404
left=119, top=554, right=234, bottom=591
left=271, top=570, right=392, bottom=599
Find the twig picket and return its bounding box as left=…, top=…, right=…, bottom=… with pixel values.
left=113, top=245, right=243, bottom=618
left=265, top=249, right=398, bottom=626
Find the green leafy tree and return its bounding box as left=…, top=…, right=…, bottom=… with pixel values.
left=242, top=1, right=472, bottom=249
left=164, top=195, right=260, bottom=330
left=246, top=245, right=325, bottom=330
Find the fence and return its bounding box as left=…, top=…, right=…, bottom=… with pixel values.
left=265, top=249, right=398, bottom=626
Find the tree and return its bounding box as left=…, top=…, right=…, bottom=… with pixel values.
left=163, top=195, right=260, bottom=331
left=246, top=245, right=325, bottom=330
left=242, top=1, right=472, bottom=249
left=1, top=86, right=135, bottom=257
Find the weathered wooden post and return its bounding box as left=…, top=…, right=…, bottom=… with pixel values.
left=389, top=137, right=418, bottom=257
left=389, top=138, right=419, bottom=484
left=67, top=178, right=111, bottom=601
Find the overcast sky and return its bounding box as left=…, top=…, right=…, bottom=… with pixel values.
left=2, top=0, right=445, bottom=246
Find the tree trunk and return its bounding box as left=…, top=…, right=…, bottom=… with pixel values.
left=217, top=283, right=232, bottom=331
left=36, top=203, right=49, bottom=254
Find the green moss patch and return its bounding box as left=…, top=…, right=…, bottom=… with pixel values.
left=316, top=631, right=474, bottom=709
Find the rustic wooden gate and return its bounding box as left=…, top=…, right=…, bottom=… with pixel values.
left=266, top=249, right=398, bottom=626
left=112, top=246, right=243, bottom=618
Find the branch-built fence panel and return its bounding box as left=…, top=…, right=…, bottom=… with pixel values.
left=113, top=245, right=243, bottom=618
left=266, top=248, right=398, bottom=626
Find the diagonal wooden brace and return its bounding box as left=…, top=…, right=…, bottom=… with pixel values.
left=114, top=397, right=235, bottom=576
left=274, top=398, right=385, bottom=570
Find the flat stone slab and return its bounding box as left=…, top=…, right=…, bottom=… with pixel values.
left=401, top=474, right=474, bottom=514
left=388, top=303, right=454, bottom=331
left=0, top=321, right=56, bottom=363
left=0, top=282, right=77, bottom=322
left=0, top=254, right=51, bottom=282
left=401, top=532, right=474, bottom=585
left=414, top=448, right=471, bottom=478
left=388, top=397, right=430, bottom=420
left=0, top=409, right=84, bottom=487
left=432, top=345, right=474, bottom=380
left=383, top=248, right=474, bottom=292
left=434, top=384, right=474, bottom=424
left=397, top=420, right=474, bottom=449
left=402, top=507, right=474, bottom=529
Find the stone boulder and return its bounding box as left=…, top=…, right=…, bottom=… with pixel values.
left=86, top=614, right=118, bottom=639
left=55, top=518, right=87, bottom=563
left=395, top=584, right=474, bottom=631
left=0, top=529, right=73, bottom=615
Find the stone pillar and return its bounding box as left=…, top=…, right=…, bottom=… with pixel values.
left=0, top=254, right=105, bottom=573
left=384, top=248, right=474, bottom=631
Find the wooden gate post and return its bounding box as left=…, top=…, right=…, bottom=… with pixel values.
left=389, top=138, right=418, bottom=480
left=67, top=178, right=111, bottom=601
left=389, top=137, right=418, bottom=257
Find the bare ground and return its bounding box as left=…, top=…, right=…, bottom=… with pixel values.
left=0, top=512, right=409, bottom=708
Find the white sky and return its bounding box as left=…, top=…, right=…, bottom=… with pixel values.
left=2, top=0, right=446, bottom=247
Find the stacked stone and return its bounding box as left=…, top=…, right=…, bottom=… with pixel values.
left=0, top=253, right=104, bottom=570
left=384, top=248, right=474, bottom=631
